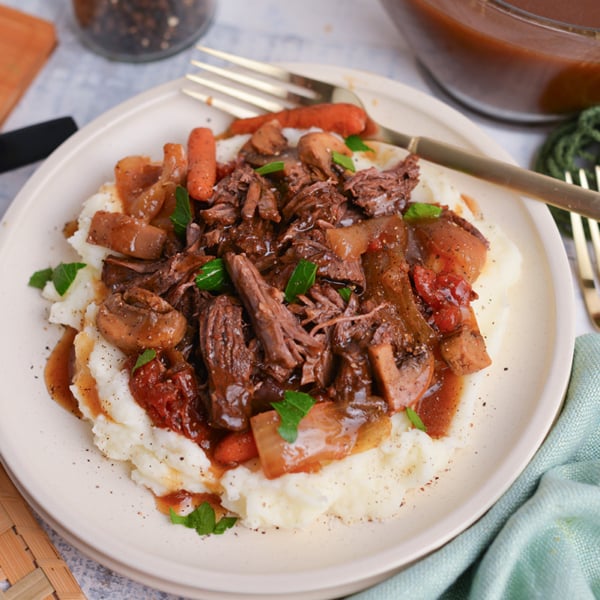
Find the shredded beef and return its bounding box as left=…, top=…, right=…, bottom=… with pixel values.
left=344, top=153, right=420, bottom=217
left=224, top=252, right=323, bottom=381
left=198, top=295, right=256, bottom=430
left=98, top=127, right=490, bottom=446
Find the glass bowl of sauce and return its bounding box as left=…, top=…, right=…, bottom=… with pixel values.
left=380, top=0, right=600, bottom=122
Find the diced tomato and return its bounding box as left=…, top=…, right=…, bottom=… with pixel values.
left=129, top=352, right=212, bottom=445
left=413, top=265, right=476, bottom=333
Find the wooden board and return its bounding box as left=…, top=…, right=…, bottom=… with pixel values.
left=0, top=5, right=56, bottom=127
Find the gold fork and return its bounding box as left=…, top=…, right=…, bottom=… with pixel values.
left=565, top=167, right=600, bottom=331
left=183, top=46, right=600, bottom=221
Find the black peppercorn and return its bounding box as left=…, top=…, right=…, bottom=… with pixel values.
left=72, top=0, right=216, bottom=62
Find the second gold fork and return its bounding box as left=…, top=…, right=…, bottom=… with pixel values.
left=565, top=166, right=600, bottom=331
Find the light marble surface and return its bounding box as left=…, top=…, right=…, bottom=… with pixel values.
left=0, top=1, right=593, bottom=598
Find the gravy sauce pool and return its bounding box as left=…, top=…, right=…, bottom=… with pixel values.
left=382, top=0, right=600, bottom=119
left=44, top=327, right=81, bottom=417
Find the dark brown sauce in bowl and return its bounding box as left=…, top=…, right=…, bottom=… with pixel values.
left=381, top=0, right=600, bottom=122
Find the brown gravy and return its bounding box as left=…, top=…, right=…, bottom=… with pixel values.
left=44, top=327, right=81, bottom=417
left=507, top=0, right=600, bottom=27
left=382, top=0, right=600, bottom=118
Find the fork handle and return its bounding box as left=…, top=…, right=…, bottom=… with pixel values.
left=398, top=135, right=600, bottom=220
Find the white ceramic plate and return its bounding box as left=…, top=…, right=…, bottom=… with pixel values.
left=0, top=65, right=574, bottom=600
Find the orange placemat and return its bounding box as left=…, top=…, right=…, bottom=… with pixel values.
left=0, top=5, right=56, bottom=127
left=0, top=463, right=86, bottom=599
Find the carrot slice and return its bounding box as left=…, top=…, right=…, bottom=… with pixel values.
left=213, top=430, right=259, bottom=466
left=186, top=127, right=217, bottom=201
left=227, top=103, right=369, bottom=138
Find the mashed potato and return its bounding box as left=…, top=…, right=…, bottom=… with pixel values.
left=44, top=136, right=521, bottom=530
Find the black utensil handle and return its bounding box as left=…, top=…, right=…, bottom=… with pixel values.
left=0, top=117, right=78, bottom=173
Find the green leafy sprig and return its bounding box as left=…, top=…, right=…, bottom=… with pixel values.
left=284, top=259, right=317, bottom=303
left=272, top=390, right=316, bottom=443
left=169, top=502, right=237, bottom=536
left=170, top=185, right=193, bottom=238
left=29, top=262, right=86, bottom=296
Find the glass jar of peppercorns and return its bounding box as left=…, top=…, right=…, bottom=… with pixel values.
left=72, top=0, right=216, bottom=62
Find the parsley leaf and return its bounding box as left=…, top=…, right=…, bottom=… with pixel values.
left=332, top=151, right=355, bottom=172
left=169, top=502, right=237, bottom=536
left=403, top=203, right=442, bottom=222
left=28, top=267, right=54, bottom=289
left=255, top=161, right=285, bottom=175
left=272, top=390, right=316, bottom=443
left=170, top=185, right=193, bottom=238
left=284, top=259, right=317, bottom=303
left=29, top=263, right=86, bottom=296
left=406, top=406, right=427, bottom=432
left=52, top=262, right=86, bottom=296
left=345, top=135, right=374, bottom=153
left=195, top=258, right=229, bottom=291
left=338, top=286, right=353, bottom=302
left=132, top=348, right=157, bottom=374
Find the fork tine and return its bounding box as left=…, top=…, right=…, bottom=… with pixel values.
left=191, top=52, right=321, bottom=102
left=180, top=85, right=261, bottom=119
left=190, top=58, right=302, bottom=101
left=567, top=169, right=600, bottom=331
left=186, top=46, right=326, bottom=116
left=195, top=45, right=313, bottom=89
left=185, top=72, right=292, bottom=113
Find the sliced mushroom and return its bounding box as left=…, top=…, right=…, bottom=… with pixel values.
left=96, top=287, right=187, bottom=353
left=368, top=343, right=434, bottom=413
left=87, top=210, right=167, bottom=260
left=115, top=144, right=187, bottom=222
left=297, top=132, right=351, bottom=178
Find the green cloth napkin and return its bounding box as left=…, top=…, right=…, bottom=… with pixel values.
left=351, top=333, right=600, bottom=600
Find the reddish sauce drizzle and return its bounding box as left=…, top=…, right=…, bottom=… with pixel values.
left=417, top=365, right=463, bottom=438
left=156, top=490, right=225, bottom=517
left=44, top=327, right=81, bottom=417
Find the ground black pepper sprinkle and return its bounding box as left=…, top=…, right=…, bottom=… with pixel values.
left=73, top=0, right=215, bottom=61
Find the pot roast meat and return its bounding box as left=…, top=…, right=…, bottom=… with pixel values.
left=290, top=229, right=366, bottom=288
left=344, top=153, right=420, bottom=217
left=198, top=294, right=256, bottom=431
left=86, top=124, right=493, bottom=465
left=224, top=252, right=323, bottom=381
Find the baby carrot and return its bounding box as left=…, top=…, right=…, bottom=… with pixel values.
left=186, top=126, right=217, bottom=201
left=213, top=430, right=258, bottom=466
left=227, top=103, right=369, bottom=137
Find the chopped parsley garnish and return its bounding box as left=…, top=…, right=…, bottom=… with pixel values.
left=28, top=267, right=53, bottom=290
left=255, top=161, right=285, bottom=175
left=285, top=258, right=317, bottom=302
left=272, top=390, right=316, bottom=443
left=132, top=348, right=157, bottom=373
left=170, top=185, right=193, bottom=238
left=345, top=134, right=374, bottom=153
left=406, top=406, right=427, bottom=432
left=169, top=502, right=237, bottom=536
left=29, top=262, right=86, bottom=296
left=284, top=259, right=317, bottom=303
left=195, top=258, right=229, bottom=291
left=332, top=151, right=355, bottom=172
left=403, top=203, right=442, bottom=222
left=338, top=286, right=353, bottom=302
